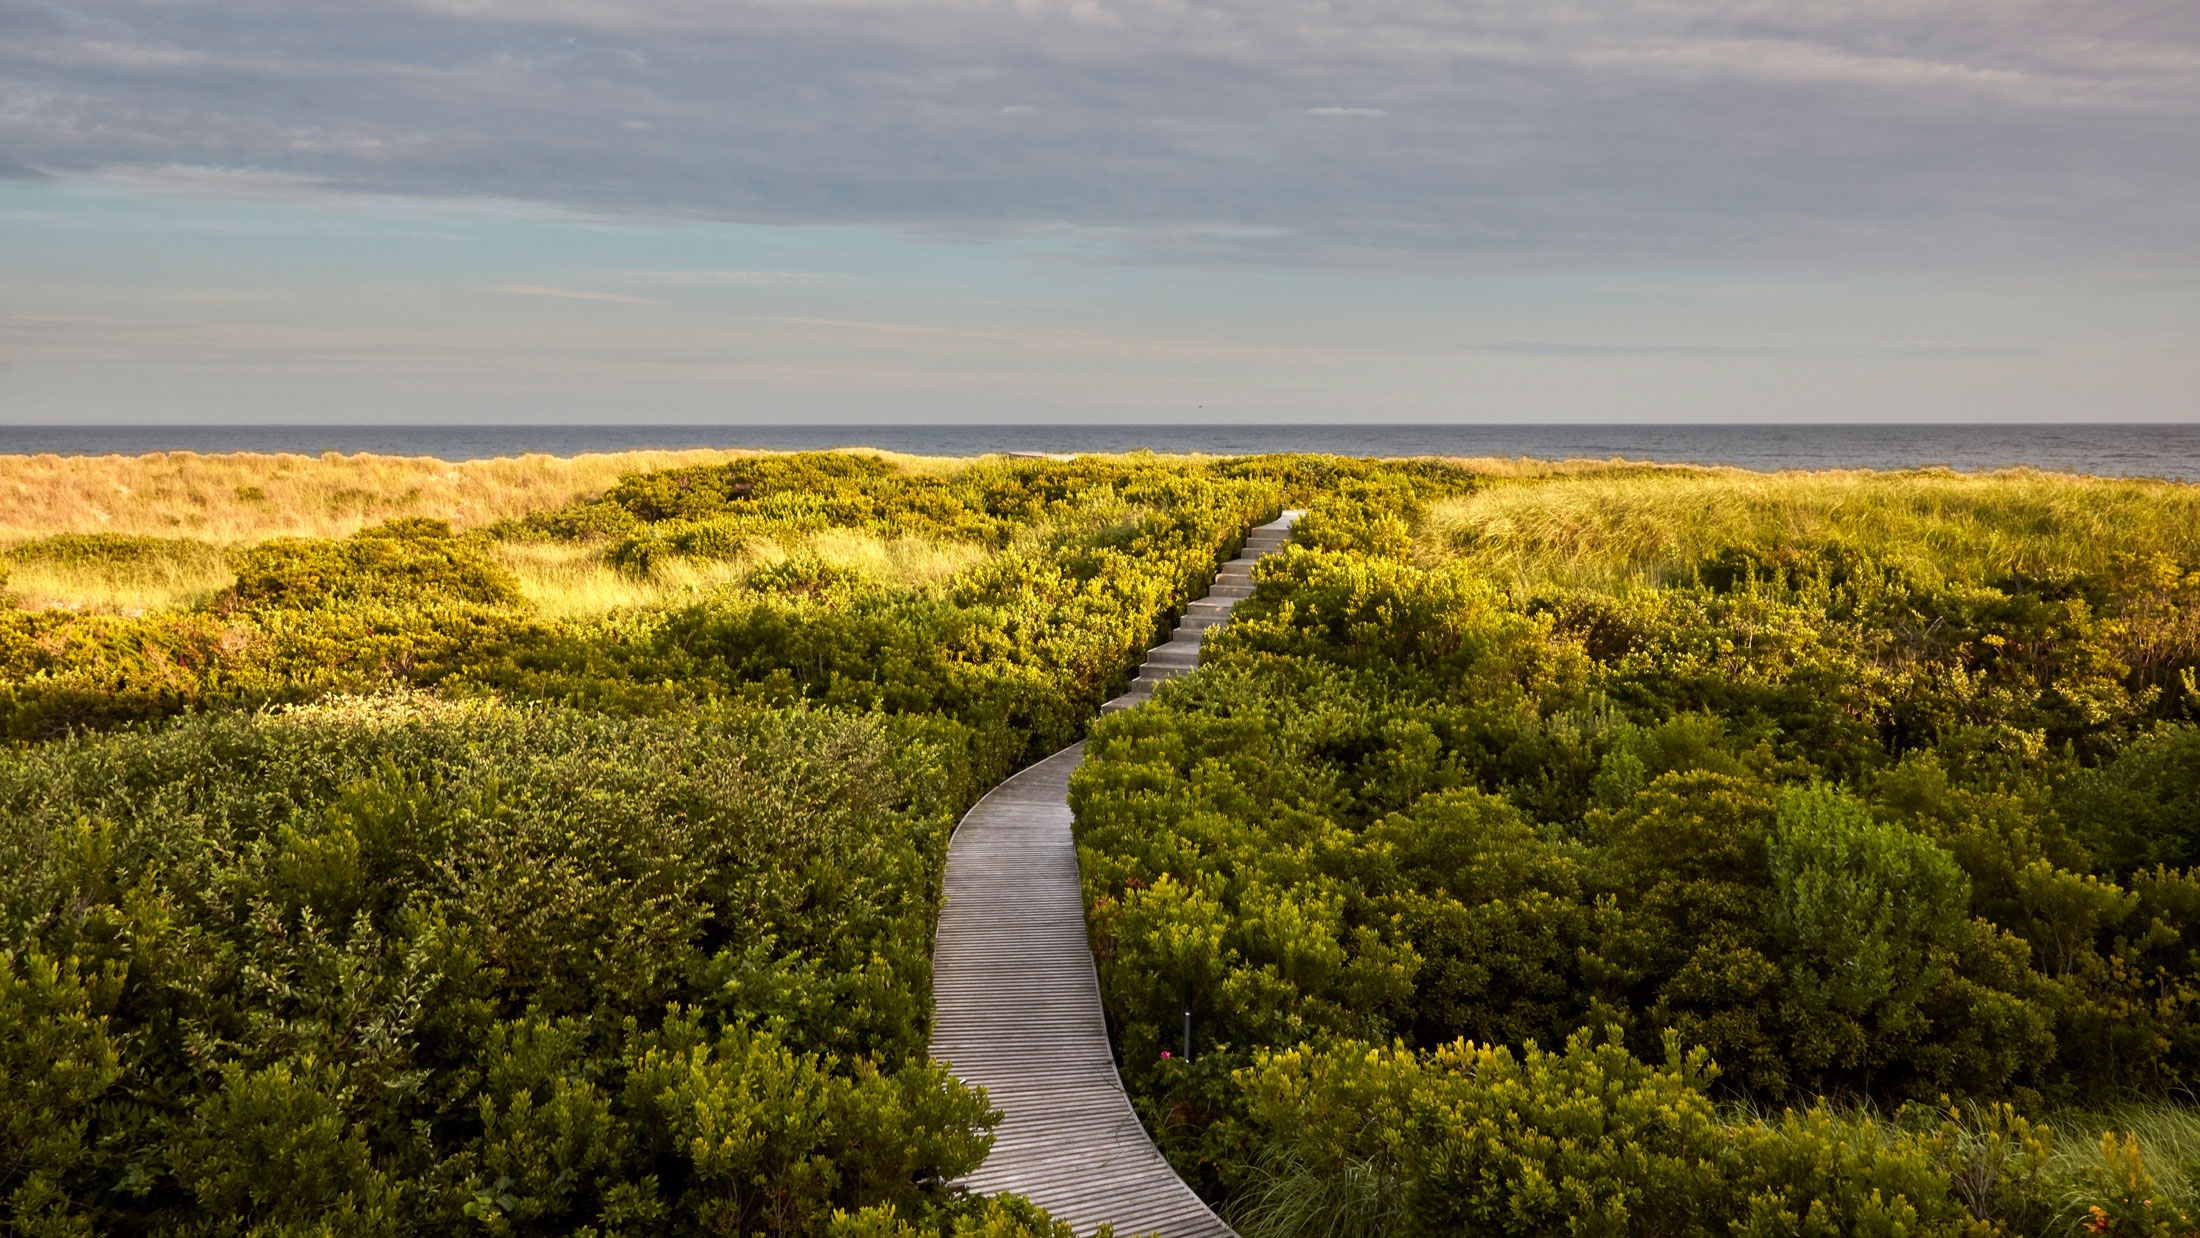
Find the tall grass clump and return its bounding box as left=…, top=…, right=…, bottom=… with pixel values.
left=490, top=530, right=991, bottom=619
left=2, top=532, right=235, bottom=613
left=1426, top=467, right=2200, bottom=592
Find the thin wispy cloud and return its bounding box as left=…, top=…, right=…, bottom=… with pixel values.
left=651, top=270, right=846, bottom=285
left=1303, top=107, right=1386, bottom=117
left=496, top=285, right=658, bottom=304
left=1466, top=342, right=2048, bottom=360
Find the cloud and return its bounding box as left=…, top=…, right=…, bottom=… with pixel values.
left=1464, top=342, right=2048, bottom=360
left=496, top=285, right=659, bottom=304
left=651, top=270, right=846, bottom=285
left=1469, top=342, right=1777, bottom=358
left=2, top=0, right=2196, bottom=269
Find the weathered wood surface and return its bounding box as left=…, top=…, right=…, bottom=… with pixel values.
left=929, top=513, right=1300, bottom=1236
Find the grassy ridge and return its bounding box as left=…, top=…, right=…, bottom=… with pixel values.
left=0, top=448, right=952, bottom=614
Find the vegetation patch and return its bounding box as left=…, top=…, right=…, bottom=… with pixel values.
left=11, top=448, right=2200, bottom=1234
left=1076, top=461, right=2200, bottom=1234
left=0, top=450, right=1304, bottom=1235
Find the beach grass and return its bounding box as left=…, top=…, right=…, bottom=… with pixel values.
left=492, top=529, right=990, bottom=619
left=0, top=446, right=984, bottom=543
left=1423, top=465, right=2200, bottom=591
left=0, top=446, right=962, bottom=614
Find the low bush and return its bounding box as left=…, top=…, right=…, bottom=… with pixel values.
left=0, top=695, right=1009, bottom=1236
left=227, top=517, right=526, bottom=610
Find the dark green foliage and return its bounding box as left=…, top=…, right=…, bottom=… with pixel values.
left=1766, top=783, right=1970, bottom=1023
left=2062, top=725, right=2200, bottom=874
left=0, top=698, right=996, bottom=1235
left=1231, top=1030, right=2020, bottom=1238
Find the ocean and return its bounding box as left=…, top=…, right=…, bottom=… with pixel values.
left=1, top=424, right=2196, bottom=481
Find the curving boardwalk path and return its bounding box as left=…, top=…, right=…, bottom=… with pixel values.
left=929, top=513, right=1299, bottom=1237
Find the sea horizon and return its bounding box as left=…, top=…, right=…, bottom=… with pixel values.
left=1, top=422, right=2196, bottom=481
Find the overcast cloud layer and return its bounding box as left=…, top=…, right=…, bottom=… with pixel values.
left=7, top=0, right=2199, bottom=269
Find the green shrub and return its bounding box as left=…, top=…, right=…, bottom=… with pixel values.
left=1766, top=784, right=1970, bottom=1024
left=1231, top=1029, right=1989, bottom=1237
left=2061, top=725, right=2200, bottom=874
left=228, top=517, right=524, bottom=610
left=5, top=531, right=227, bottom=570
left=0, top=696, right=1004, bottom=1235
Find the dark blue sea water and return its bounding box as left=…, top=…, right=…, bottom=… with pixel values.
left=1, top=424, right=2196, bottom=481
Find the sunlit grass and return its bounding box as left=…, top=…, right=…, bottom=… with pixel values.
left=1422, top=466, right=2200, bottom=591
left=2046, top=1102, right=2200, bottom=1220
left=1, top=534, right=235, bottom=615
left=3, top=554, right=233, bottom=615
left=492, top=530, right=993, bottom=620
left=0, top=446, right=958, bottom=543
left=0, top=446, right=982, bottom=613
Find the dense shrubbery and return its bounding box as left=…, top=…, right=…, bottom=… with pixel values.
left=0, top=696, right=1023, bottom=1236
left=0, top=456, right=1279, bottom=761
left=0, top=451, right=1295, bottom=1235
left=16, top=449, right=2200, bottom=1234
left=1074, top=465, right=2200, bottom=1233
left=472, top=468, right=1280, bottom=784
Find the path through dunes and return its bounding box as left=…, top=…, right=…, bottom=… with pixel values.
left=927, top=512, right=1299, bottom=1236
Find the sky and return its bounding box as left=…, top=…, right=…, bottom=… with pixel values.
left=2, top=0, right=2196, bottom=424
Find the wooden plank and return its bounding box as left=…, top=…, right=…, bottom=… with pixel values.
left=928, top=514, right=1300, bottom=1237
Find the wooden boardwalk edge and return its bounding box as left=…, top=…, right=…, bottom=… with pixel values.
left=928, top=513, right=1301, bottom=1238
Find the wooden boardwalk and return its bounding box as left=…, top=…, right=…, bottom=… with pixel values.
left=929, top=513, right=1299, bottom=1237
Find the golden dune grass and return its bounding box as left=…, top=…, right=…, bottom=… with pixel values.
left=3, top=552, right=233, bottom=615
left=0, top=448, right=953, bottom=542
left=1424, top=466, right=2200, bottom=591
left=496, top=530, right=989, bottom=620
left=0, top=447, right=968, bottom=614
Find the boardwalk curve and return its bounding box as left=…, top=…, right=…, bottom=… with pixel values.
left=929, top=513, right=1300, bottom=1236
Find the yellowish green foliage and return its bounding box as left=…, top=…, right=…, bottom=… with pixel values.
left=492, top=530, right=993, bottom=620
left=1426, top=466, right=2200, bottom=591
